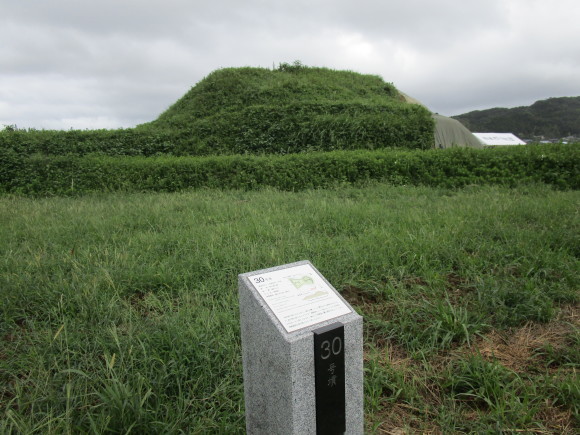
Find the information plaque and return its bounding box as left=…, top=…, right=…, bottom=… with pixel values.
left=239, top=261, right=363, bottom=434
left=249, top=263, right=351, bottom=333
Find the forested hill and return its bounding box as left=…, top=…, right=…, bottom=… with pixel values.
left=452, top=96, right=580, bottom=139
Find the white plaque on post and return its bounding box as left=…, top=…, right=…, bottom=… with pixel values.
left=249, top=263, right=352, bottom=333
left=238, top=260, right=363, bottom=434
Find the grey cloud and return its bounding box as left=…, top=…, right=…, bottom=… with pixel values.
left=326, top=0, right=508, bottom=47
left=1, top=0, right=579, bottom=129
left=3, top=0, right=194, bottom=37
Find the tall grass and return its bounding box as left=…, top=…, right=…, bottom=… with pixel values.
left=1, top=184, right=578, bottom=432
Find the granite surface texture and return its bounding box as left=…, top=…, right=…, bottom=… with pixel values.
left=239, top=260, right=363, bottom=434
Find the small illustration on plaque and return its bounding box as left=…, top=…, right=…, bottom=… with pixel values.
left=288, top=274, right=328, bottom=300
left=288, top=275, right=314, bottom=288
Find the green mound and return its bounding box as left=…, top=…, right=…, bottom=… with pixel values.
left=140, top=63, right=434, bottom=154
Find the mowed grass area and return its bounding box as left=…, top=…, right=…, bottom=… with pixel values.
left=1, top=184, right=578, bottom=433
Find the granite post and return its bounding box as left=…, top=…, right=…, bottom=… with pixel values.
left=238, top=260, right=363, bottom=434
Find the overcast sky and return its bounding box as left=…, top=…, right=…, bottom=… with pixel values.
left=2, top=0, right=579, bottom=130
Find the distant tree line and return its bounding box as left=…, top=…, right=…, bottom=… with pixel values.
left=453, top=96, right=580, bottom=139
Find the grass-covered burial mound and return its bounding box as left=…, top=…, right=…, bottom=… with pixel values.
left=140, top=62, right=434, bottom=155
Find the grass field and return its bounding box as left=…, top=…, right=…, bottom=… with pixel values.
left=1, top=183, right=578, bottom=433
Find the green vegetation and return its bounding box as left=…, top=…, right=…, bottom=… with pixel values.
left=453, top=96, right=580, bottom=139
left=1, top=144, right=578, bottom=196
left=2, top=66, right=576, bottom=199
left=0, top=64, right=434, bottom=157
left=1, top=184, right=579, bottom=433
left=0, top=128, right=174, bottom=157
left=142, top=64, right=434, bottom=154
left=1, top=63, right=579, bottom=433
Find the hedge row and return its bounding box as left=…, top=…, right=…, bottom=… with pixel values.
left=0, top=101, right=434, bottom=157
left=1, top=144, right=578, bottom=196
left=0, top=129, right=175, bottom=157
left=162, top=102, right=434, bottom=155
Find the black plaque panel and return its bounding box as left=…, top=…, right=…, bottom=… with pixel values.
left=313, top=322, right=345, bottom=435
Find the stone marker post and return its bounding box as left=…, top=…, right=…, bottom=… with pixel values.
left=238, top=260, right=363, bottom=434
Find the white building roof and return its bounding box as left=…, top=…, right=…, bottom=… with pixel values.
left=473, top=133, right=526, bottom=146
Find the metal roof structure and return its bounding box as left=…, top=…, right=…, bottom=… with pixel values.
left=473, top=133, right=526, bottom=146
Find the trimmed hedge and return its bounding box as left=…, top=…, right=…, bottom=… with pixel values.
left=0, top=129, right=175, bottom=157
left=1, top=144, right=578, bottom=196
left=166, top=102, right=434, bottom=155
left=0, top=102, right=433, bottom=157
